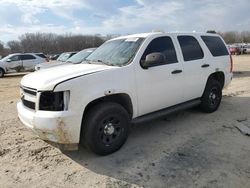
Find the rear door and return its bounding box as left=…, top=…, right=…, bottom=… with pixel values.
left=6, top=55, right=22, bottom=72
left=176, top=35, right=210, bottom=101
left=20, top=54, right=37, bottom=71
left=135, top=36, right=184, bottom=116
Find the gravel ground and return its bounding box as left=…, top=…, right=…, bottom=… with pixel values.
left=0, top=56, right=250, bottom=188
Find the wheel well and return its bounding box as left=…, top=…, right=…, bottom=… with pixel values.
left=79, top=94, right=133, bottom=143
left=0, top=67, right=5, bottom=73
left=83, top=93, right=133, bottom=119
left=208, top=72, right=225, bottom=87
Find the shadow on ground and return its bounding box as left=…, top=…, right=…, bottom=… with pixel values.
left=4, top=72, right=28, bottom=78
left=65, top=96, right=250, bottom=187
left=233, top=71, right=250, bottom=78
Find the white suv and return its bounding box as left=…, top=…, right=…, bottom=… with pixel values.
left=0, top=53, right=46, bottom=78
left=17, top=32, right=233, bottom=155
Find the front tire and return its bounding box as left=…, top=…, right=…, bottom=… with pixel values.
left=200, top=79, right=222, bottom=113
left=0, top=69, right=4, bottom=78
left=82, top=102, right=130, bottom=155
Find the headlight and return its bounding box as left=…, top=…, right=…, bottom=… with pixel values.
left=39, top=91, right=70, bottom=111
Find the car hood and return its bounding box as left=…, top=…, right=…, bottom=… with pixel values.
left=36, top=61, right=67, bottom=70
left=21, top=64, right=116, bottom=90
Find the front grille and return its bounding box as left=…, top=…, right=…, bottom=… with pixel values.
left=23, top=88, right=37, bottom=96
left=22, top=98, right=35, bottom=110
left=21, top=86, right=37, bottom=110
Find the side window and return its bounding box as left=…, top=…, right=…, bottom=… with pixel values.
left=178, top=36, right=204, bottom=61
left=20, top=55, right=36, bottom=60
left=10, top=55, right=20, bottom=61
left=201, top=36, right=229, bottom=57
left=141, top=36, right=178, bottom=65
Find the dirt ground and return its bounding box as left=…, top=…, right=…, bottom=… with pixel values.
left=0, top=56, right=250, bottom=188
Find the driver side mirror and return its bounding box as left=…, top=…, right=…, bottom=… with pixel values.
left=6, top=59, right=11, bottom=62
left=141, top=52, right=165, bottom=69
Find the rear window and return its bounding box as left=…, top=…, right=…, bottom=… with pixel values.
left=36, top=53, right=46, bottom=58
left=178, top=36, right=204, bottom=61
left=201, top=36, right=229, bottom=57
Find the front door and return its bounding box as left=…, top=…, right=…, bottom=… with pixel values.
left=135, top=36, right=184, bottom=116
left=6, top=55, right=22, bottom=72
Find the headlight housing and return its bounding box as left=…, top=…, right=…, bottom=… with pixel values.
left=39, top=91, right=70, bottom=111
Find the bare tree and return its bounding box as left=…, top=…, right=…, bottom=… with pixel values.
left=7, top=40, right=22, bottom=53
left=17, top=33, right=105, bottom=54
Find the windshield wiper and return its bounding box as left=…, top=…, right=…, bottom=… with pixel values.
left=83, top=59, right=117, bottom=66
left=96, top=59, right=118, bottom=66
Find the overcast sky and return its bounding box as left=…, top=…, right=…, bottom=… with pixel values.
left=0, top=0, right=249, bottom=43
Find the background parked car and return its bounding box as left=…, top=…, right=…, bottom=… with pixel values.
left=243, top=45, right=250, bottom=54
left=229, top=45, right=241, bottom=55
left=0, top=53, right=45, bottom=78
left=49, top=54, right=60, bottom=60
left=35, top=48, right=96, bottom=71
left=34, top=53, right=49, bottom=62
left=57, top=52, right=77, bottom=62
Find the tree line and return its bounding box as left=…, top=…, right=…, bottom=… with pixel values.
left=1, top=31, right=250, bottom=57
left=0, top=33, right=106, bottom=57
left=207, top=30, right=250, bottom=44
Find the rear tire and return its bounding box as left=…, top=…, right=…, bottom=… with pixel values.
left=200, top=79, right=222, bottom=113
left=0, top=69, right=4, bottom=78
left=82, top=102, right=130, bottom=155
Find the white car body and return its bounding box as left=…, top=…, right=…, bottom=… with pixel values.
left=0, top=53, right=45, bottom=77
left=17, top=32, right=233, bottom=151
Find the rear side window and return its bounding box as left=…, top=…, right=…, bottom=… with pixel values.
left=178, top=36, right=204, bottom=61
left=201, top=36, right=229, bottom=56
left=141, top=36, right=178, bottom=65
left=20, top=55, right=36, bottom=60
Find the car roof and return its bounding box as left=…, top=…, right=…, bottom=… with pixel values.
left=9, top=53, right=37, bottom=56
left=80, top=48, right=96, bottom=52
left=61, top=52, right=77, bottom=54
left=111, top=32, right=219, bottom=41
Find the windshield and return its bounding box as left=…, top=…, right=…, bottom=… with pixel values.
left=1, top=54, right=12, bottom=61
left=57, top=53, right=71, bottom=62
left=86, top=38, right=144, bottom=66
left=66, top=49, right=94, bottom=64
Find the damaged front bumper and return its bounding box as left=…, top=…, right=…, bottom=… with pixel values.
left=17, top=102, right=78, bottom=150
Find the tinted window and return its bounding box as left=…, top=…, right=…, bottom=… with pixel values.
left=20, top=55, right=36, bottom=60
left=141, top=36, right=178, bottom=65
left=36, top=53, right=46, bottom=58
left=69, top=52, right=76, bottom=58
left=10, top=55, right=20, bottom=61
left=178, top=36, right=204, bottom=61
left=201, top=36, right=229, bottom=56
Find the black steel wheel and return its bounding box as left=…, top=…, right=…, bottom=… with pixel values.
left=200, top=79, right=222, bottom=113
left=82, top=102, right=130, bottom=155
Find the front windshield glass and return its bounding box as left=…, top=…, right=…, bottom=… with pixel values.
left=86, top=38, right=144, bottom=66
left=57, top=53, right=71, bottom=62
left=1, top=54, right=12, bottom=61
left=66, top=49, right=94, bottom=64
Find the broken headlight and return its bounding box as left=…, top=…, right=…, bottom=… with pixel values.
left=39, top=91, right=70, bottom=111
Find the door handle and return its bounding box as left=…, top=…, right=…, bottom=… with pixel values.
left=201, top=64, right=210, bottom=68
left=171, top=70, right=182, bottom=74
